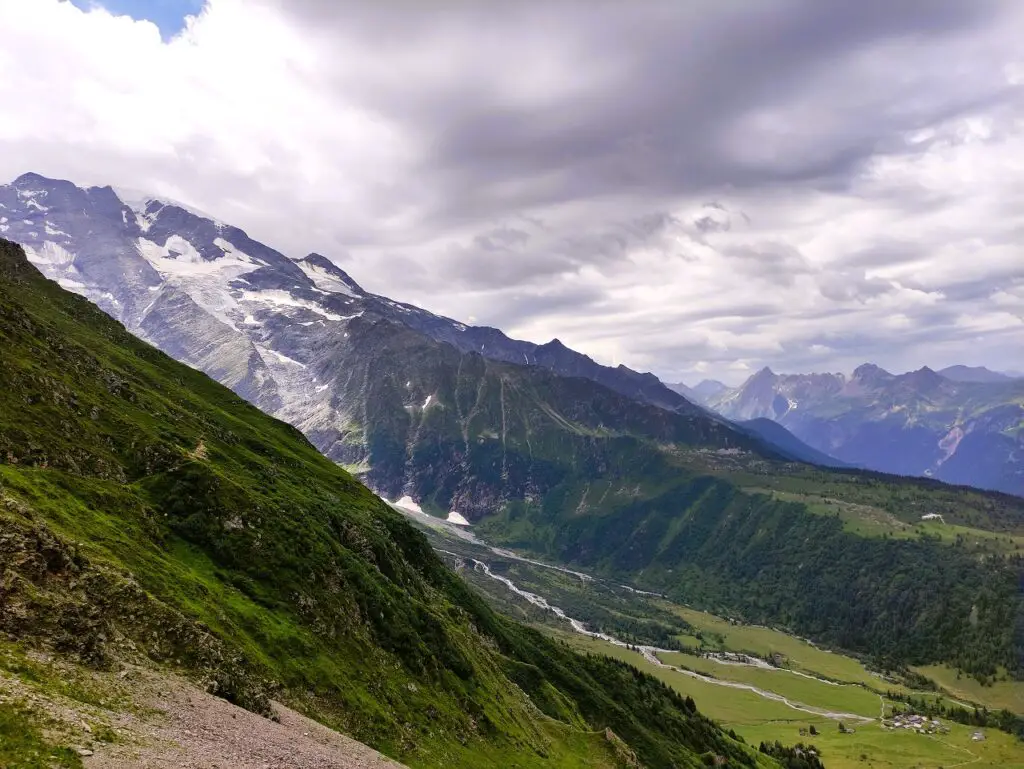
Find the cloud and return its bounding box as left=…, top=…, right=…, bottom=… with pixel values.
left=2, top=0, right=1023, bottom=385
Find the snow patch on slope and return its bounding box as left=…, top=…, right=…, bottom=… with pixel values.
left=136, top=236, right=257, bottom=277
left=394, top=496, right=425, bottom=514
left=238, top=289, right=345, bottom=322
left=296, top=259, right=357, bottom=297
left=23, top=240, right=77, bottom=271
left=258, top=346, right=307, bottom=369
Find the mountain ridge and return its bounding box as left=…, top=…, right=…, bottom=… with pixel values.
left=0, top=172, right=779, bottom=509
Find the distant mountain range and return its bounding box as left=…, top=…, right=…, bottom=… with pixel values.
left=666, top=379, right=729, bottom=403
left=702, top=364, right=1024, bottom=496
left=937, top=365, right=1021, bottom=384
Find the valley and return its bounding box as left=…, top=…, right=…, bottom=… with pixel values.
left=406, top=512, right=1024, bottom=768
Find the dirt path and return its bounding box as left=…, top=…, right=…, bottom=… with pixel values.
left=80, top=669, right=409, bottom=769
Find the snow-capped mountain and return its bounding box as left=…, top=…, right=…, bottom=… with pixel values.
left=1, top=173, right=372, bottom=452
left=2, top=172, right=703, bottom=414
left=2, top=172, right=744, bottom=511
left=707, top=364, right=1024, bottom=496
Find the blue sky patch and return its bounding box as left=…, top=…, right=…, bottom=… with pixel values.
left=69, top=0, right=205, bottom=40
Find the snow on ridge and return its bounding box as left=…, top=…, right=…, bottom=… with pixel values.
left=137, top=236, right=257, bottom=277
left=136, top=236, right=260, bottom=331
left=112, top=186, right=223, bottom=224
left=446, top=511, right=470, bottom=526
left=295, top=258, right=358, bottom=297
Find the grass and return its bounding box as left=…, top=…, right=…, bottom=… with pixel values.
left=745, top=488, right=1024, bottom=554
left=661, top=605, right=890, bottom=689
left=721, top=467, right=1024, bottom=536
left=0, top=240, right=771, bottom=769
left=656, top=652, right=883, bottom=719
left=0, top=642, right=129, bottom=713
left=555, top=629, right=1024, bottom=769
left=737, top=719, right=1024, bottom=769
left=0, top=701, right=83, bottom=769
left=914, top=665, right=1024, bottom=715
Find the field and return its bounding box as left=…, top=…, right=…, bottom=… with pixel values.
left=743, top=487, right=1024, bottom=553
left=411, top=517, right=1024, bottom=769
left=914, top=664, right=1024, bottom=714
left=558, top=631, right=1024, bottom=769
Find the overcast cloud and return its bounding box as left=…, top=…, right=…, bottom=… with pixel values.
left=2, top=0, right=1022, bottom=384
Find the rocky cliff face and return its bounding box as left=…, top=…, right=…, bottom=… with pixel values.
left=708, top=364, right=1024, bottom=495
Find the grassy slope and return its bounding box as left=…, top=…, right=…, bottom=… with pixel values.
left=323, top=300, right=1024, bottom=681
left=474, top=447, right=1024, bottom=680
left=412, top=471, right=1024, bottom=768
left=0, top=240, right=772, bottom=769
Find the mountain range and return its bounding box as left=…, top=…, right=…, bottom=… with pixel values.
left=0, top=174, right=742, bottom=487
left=703, top=364, right=1024, bottom=496
left=3, top=173, right=1023, bottom=684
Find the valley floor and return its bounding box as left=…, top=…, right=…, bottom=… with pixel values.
left=406, top=512, right=1024, bottom=769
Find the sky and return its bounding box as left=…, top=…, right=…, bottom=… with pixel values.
left=66, top=0, right=203, bottom=39
left=2, top=1, right=1022, bottom=386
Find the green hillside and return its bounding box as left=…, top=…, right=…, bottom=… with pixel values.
left=476, top=467, right=1024, bottom=682
left=0, top=239, right=779, bottom=768
left=307, top=301, right=1024, bottom=683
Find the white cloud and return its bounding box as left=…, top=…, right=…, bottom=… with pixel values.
left=1, top=0, right=1022, bottom=386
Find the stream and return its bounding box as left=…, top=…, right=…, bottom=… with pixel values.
left=446, top=549, right=875, bottom=724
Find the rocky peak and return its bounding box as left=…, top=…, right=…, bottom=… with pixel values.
left=851, top=363, right=894, bottom=386
left=899, top=366, right=947, bottom=391
left=748, top=366, right=777, bottom=383
left=540, top=338, right=569, bottom=352
left=13, top=171, right=59, bottom=189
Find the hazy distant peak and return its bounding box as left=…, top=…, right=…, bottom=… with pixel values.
left=939, top=365, right=1013, bottom=384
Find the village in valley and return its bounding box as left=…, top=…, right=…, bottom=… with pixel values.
left=883, top=712, right=948, bottom=736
